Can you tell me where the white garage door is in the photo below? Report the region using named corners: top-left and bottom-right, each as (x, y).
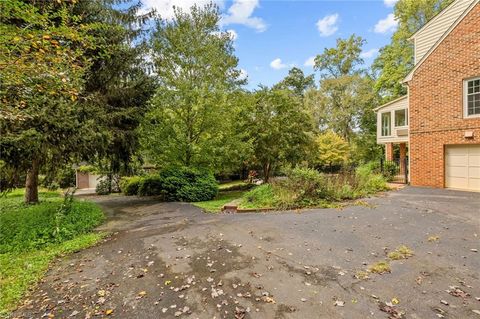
top-left (445, 145), bottom-right (480, 191)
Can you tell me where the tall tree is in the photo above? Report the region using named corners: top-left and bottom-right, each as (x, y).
top-left (242, 88), bottom-right (314, 182)
top-left (373, 0), bottom-right (454, 99)
top-left (310, 35), bottom-right (376, 142)
top-left (72, 1), bottom-right (156, 181)
top-left (0, 0), bottom-right (103, 203)
top-left (273, 67), bottom-right (315, 97)
top-left (141, 4), bottom-right (244, 170)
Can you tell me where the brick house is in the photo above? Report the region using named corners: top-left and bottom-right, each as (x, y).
top-left (376, 0), bottom-right (480, 192)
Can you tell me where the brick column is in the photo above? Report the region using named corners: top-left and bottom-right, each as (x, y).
top-left (399, 142), bottom-right (407, 174)
top-left (385, 143), bottom-right (394, 161)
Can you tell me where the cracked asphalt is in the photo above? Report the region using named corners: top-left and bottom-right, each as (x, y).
top-left (11, 187), bottom-right (480, 319)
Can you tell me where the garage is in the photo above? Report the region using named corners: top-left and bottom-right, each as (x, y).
top-left (445, 145), bottom-right (480, 191)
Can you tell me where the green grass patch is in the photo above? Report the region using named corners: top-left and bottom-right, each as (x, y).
top-left (218, 180), bottom-right (251, 191)
top-left (0, 188), bottom-right (106, 316)
top-left (0, 232), bottom-right (105, 317)
top-left (0, 191), bottom-right (104, 253)
top-left (193, 190), bottom-right (246, 213)
top-left (238, 184), bottom-right (278, 209)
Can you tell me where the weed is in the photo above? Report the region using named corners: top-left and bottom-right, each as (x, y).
top-left (368, 261), bottom-right (391, 274)
top-left (388, 245), bottom-right (414, 260)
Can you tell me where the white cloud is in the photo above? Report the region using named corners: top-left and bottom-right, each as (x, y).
top-left (304, 56), bottom-right (316, 67)
top-left (270, 58), bottom-right (287, 70)
top-left (226, 29), bottom-right (238, 41)
top-left (384, 0), bottom-right (398, 7)
top-left (374, 13), bottom-right (398, 33)
top-left (221, 0), bottom-right (267, 32)
top-left (360, 48), bottom-right (379, 59)
top-left (143, 0), bottom-right (225, 20)
top-left (239, 68), bottom-right (248, 80)
top-left (316, 13), bottom-right (339, 37)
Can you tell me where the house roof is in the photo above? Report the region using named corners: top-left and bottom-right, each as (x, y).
top-left (374, 95), bottom-right (408, 112)
top-left (404, 0), bottom-right (479, 83)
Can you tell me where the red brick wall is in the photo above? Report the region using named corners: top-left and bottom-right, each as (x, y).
top-left (408, 3), bottom-right (480, 188)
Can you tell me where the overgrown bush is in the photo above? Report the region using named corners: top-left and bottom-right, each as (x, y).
top-left (241, 184), bottom-right (277, 208)
top-left (119, 176), bottom-right (143, 195)
top-left (0, 191), bottom-right (104, 253)
top-left (358, 161), bottom-right (398, 181)
top-left (95, 179), bottom-right (111, 195)
top-left (158, 167), bottom-right (218, 202)
top-left (240, 166), bottom-right (388, 209)
top-left (138, 175), bottom-right (163, 196)
top-left (128, 168), bottom-right (218, 201)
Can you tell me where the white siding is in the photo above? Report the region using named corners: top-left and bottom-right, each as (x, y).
top-left (413, 0), bottom-right (475, 64)
top-left (376, 96), bottom-right (409, 144)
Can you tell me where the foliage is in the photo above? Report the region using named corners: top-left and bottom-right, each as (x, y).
top-left (373, 0), bottom-right (454, 98)
top-left (239, 166), bottom-right (388, 210)
top-left (218, 181), bottom-right (253, 191)
top-left (0, 233), bottom-right (104, 317)
top-left (357, 161), bottom-right (398, 182)
top-left (158, 167), bottom-right (218, 202)
top-left (95, 179), bottom-right (112, 195)
top-left (74, 0), bottom-right (155, 177)
top-left (314, 131), bottom-right (350, 168)
top-left (141, 4), bottom-right (244, 171)
top-left (193, 190), bottom-right (246, 213)
top-left (241, 88), bottom-right (314, 182)
top-left (132, 168), bottom-right (219, 201)
top-left (240, 184), bottom-right (278, 209)
top-left (0, 190), bottom-right (104, 253)
top-left (308, 35), bottom-right (379, 143)
top-left (273, 67), bottom-right (315, 97)
top-left (0, 0), bottom-right (108, 203)
top-left (119, 176), bottom-right (143, 196)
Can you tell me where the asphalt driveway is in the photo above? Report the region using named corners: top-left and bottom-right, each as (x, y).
top-left (12, 187), bottom-right (480, 319)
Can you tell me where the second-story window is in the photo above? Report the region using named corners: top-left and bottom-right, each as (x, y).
top-left (381, 112), bottom-right (391, 136)
top-left (465, 77), bottom-right (480, 117)
top-left (394, 109), bottom-right (408, 127)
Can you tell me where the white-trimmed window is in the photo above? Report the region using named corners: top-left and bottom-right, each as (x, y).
top-left (394, 108), bottom-right (408, 127)
top-left (381, 112), bottom-right (391, 136)
top-left (465, 77), bottom-right (480, 117)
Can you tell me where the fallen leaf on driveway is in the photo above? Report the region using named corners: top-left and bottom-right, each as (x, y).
top-left (105, 309), bottom-right (113, 315)
top-left (379, 302), bottom-right (405, 318)
top-left (334, 300), bottom-right (345, 307)
top-left (447, 286), bottom-right (470, 298)
top-left (261, 296), bottom-right (276, 303)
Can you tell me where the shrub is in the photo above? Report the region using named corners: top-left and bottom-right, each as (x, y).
top-left (138, 175), bottom-right (163, 196)
top-left (240, 166), bottom-right (388, 210)
top-left (0, 191), bottom-right (104, 253)
top-left (241, 184), bottom-right (277, 208)
top-left (119, 176), bottom-right (142, 196)
top-left (158, 167), bottom-right (218, 202)
top-left (95, 179), bottom-right (111, 195)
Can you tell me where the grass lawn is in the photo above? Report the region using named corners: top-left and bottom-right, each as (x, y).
top-left (218, 180), bottom-right (248, 190)
top-left (193, 190), bottom-right (245, 212)
top-left (0, 188), bottom-right (105, 317)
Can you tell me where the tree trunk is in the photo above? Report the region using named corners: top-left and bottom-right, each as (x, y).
top-left (263, 162), bottom-right (271, 183)
top-left (25, 159), bottom-right (40, 204)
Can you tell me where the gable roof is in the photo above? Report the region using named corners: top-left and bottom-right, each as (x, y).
top-left (374, 95), bottom-right (408, 112)
top-left (404, 0), bottom-right (479, 83)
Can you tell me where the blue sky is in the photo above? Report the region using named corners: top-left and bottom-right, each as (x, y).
top-left (143, 0), bottom-right (399, 89)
